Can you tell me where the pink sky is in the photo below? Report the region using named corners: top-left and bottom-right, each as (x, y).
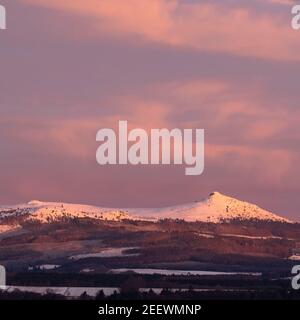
top-left (0, 0), bottom-right (299, 220)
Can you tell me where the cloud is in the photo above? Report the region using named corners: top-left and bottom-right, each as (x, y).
top-left (21, 0), bottom-right (300, 61)
top-left (267, 0), bottom-right (296, 5)
top-left (2, 76), bottom-right (294, 181)
top-left (0, 97), bottom-right (172, 161)
top-left (206, 143), bottom-right (293, 185)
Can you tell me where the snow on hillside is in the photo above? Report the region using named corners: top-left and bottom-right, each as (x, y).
top-left (0, 192), bottom-right (292, 229)
top-left (0, 201), bottom-right (134, 224)
top-left (129, 192), bottom-right (291, 223)
top-left (0, 224), bottom-right (19, 233)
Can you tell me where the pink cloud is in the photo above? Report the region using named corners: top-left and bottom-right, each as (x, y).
top-left (206, 144), bottom-right (293, 185)
top-left (21, 0), bottom-right (300, 61)
top-left (0, 98), bottom-right (172, 161)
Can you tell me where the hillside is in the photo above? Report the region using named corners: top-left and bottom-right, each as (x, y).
top-left (0, 192), bottom-right (292, 234)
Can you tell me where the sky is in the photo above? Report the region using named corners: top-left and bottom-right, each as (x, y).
top-left (0, 0), bottom-right (299, 220)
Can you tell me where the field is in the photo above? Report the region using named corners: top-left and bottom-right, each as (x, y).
top-left (0, 218), bottom-right (300, 299)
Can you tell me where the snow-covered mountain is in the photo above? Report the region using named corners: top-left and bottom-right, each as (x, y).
top-left (130, 192), bottom-right (291, 223)
top-left (0, 192), bottom-right (291, 232)
top-left (0, 200), bottom-right (133, 224)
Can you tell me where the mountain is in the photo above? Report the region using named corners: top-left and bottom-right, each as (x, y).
top-left (0, 200), bottom-right (133, 232)
top-left (130, 192), bottom-right (292, 223)
top-left (0, 192), bottom-right (291, 233)
top-left (0, 192), bottom-right (299, 289)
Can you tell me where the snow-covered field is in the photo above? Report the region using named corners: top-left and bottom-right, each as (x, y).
top-left (195, 232), bottom-right (215, 239)
top-left (109, 268), bottom-right (262, 276)
top-left (0, 286), bottom-right (259, 298)
top-left (81, 268), bottom-right (95, 273)
top-left (220, 234), bottom-right (284, 240)
top-left (288, 255), bottom-right (300, 260)
top-left (69, 247), bottom-right (139, 260)
top-left (36, 265), bottom-right (61, 270)
top-left (2, 286), bottom-right (119, 298)
top-left (195, 232), bottom-right (288, 240)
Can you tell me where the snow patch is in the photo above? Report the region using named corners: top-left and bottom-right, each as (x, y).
top-left (288, 255), bottom-right (300, 261)
top-left (69, 247), bottom-right (139, 260)
top-left (109, 268), bottom-right (262, 276)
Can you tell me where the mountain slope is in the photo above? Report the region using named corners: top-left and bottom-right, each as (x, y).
top-left (0, 192), bottom-right (292, 231)
top-left (131, 192), bottom-right (291, 223)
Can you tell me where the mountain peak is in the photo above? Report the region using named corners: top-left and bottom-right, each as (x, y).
top-left (209, 191), bottom-right (220, 196)
top-left (28, 200), bottom-right (44, 205)
top-left (209, 191), bottom-right (226, 199)
top-left (208, 191), bottom-right (234, 205)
